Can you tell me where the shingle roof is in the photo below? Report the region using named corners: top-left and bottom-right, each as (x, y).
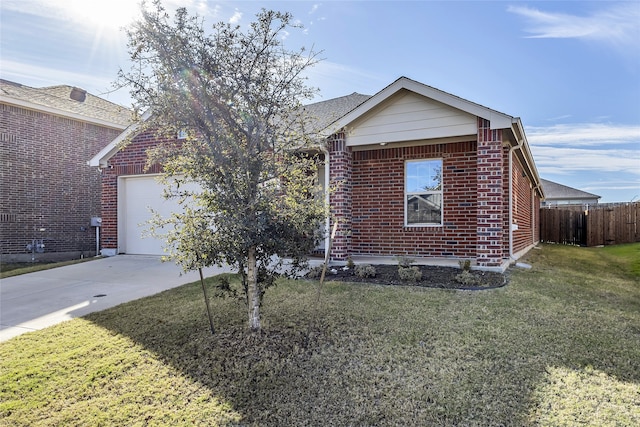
top-left (302, 92), bottom-right (371, 134)
top-left (541, 179), bottom-right (600, 201)
top-left (0, 79), bottom-right (132, 127)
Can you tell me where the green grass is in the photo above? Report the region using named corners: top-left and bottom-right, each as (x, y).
top-left (1, 244), bottom-right (639, 426)
top-left (0, 257), bottom-right (99, 279)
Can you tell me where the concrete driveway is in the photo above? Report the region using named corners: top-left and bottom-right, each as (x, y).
top-left (0, 256), bottom-right (231, 342)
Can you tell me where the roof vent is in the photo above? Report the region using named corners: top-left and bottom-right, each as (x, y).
top-left (70, 87), bottom-right (87, 102)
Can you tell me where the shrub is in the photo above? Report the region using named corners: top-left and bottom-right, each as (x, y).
top-left (354, 264), bottom-right (376, 278)
top-left (395, 255), bottom-right (415, 268)
top-left (306, 265), bottom-right (324, 279)
top-left (458, 259), bottom-right (472, 271)
top-left (454, 270), bottom-right (481, 286)
top-left (346, 256), bottom-right (355, 269)
top-left (398, 266), bottom-right (422, 283)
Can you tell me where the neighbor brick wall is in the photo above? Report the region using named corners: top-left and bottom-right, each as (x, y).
top-left (99, 130), bottom-right (170, 252)
top-left (0, 103), bottom-right (123, 257)
top-left (349, 141), bottom-right (479, 259)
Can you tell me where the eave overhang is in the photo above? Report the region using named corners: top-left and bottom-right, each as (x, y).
top-left (507, 117), bottom-right (545, 199)
top-left (88, 109), bottom-right (152, 168)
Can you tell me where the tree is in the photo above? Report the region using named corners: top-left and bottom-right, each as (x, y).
top-left (118, 0), bottom-right (326, 331)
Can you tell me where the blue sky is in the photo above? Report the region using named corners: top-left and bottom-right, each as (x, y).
top-left (2, 0), bottom-right (639, 202)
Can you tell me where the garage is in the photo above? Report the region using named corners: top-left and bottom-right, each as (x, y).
top-left (118, 175), bottom-right (197, 255)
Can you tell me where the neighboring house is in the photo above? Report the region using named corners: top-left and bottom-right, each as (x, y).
top-left (90, 77), bottom-right (544, 271)
top-left (540, 179), bottom-right (600, 207)
top-left (0, 79), bottom-right (132, 262)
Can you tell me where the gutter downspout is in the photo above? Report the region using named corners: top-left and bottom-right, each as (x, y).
top-left (322, 148), bottom-right (331, 260)
top-left (532, 183), bottom-right (543, 245)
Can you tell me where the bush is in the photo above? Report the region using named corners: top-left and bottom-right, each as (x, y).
top-left (454, 270), bottom-right (480, 286)
top-left (354, 264), bottom-right (376, 278)
top-left (346, 256), bottom-right (355, 269)
top-left (398, 266), bottom-right (422, 283)
top-left (395, 255), bottom-right (415, 268)
top-left (306, 265), bottom-right (324, 279)
top-left (458, 259), bottom-right (472, 271)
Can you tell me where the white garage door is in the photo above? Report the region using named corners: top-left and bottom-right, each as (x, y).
top-left (119, 175), bottom-right (198, 255)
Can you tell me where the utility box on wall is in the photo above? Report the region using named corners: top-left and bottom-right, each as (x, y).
top-left (91, 217), bottom-right (102, 227)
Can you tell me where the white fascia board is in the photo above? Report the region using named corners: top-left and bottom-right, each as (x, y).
top-left (323, 77), bottom-right (514, 135)
top-left (88, 109), bottom-right (152, 167)
top-left (0, 94), bottom-right (129, 130)
top-left (511, 117), bottom-right (544, 198)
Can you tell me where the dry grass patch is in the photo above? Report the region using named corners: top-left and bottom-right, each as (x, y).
top-left (1, 244), bottom-right (639, 426)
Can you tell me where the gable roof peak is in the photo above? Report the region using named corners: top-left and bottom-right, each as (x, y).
top-left (325, 76), bottom-right (515, 136)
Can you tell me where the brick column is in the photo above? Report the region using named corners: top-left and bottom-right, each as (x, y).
top-left (476, 118), bottom-right (504, 268)
top-left (328, 132), bottom-right (352, 261)
top-left (100, 168), bottom-right (118, 255)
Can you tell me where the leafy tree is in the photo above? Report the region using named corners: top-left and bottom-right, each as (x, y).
top-left (118, 0), bottom-right (326, 331)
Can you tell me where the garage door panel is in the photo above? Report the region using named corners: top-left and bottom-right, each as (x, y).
top-left (120, 175), bottom-right (198, 255)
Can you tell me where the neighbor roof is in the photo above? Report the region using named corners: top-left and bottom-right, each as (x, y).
top-left (0, 79), bottom-right (132, 129)
top-left (541, 179), bottom-right (600, 201)
top-left (302, 92), bottom-right (371, 134)
top-left (89, 93), bottom-right (372, 167)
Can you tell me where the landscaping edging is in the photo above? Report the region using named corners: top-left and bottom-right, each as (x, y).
top-left (316, 264), bottom-right (508, 290)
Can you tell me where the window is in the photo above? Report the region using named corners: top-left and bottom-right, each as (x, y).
top-left (405, 159), bottom-right (442, 226)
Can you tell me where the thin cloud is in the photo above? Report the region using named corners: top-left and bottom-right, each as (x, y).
top-left (508, 3), bottom-right (640, 50)
top-left (526, 123), bottom-right (640, 178)
top-left (0, 59), bottom-right (132, 105)
top-left (229, 9), bottom-right (242, 24)
top-left (1, 60), bottom-right (114, 90)
top-left (583, 181), bottom-right (640, 192)
top-left (526, 123), bottom-right (640, 147)
top-left (531, 146), bottom-right (640, 175)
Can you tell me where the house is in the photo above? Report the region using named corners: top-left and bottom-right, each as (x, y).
top-left (89, 77), bottom-right (544, 271)
top-left (540, 179), bottom-right (600, 207)
top-left (0, 79), bottom-right (132, 262)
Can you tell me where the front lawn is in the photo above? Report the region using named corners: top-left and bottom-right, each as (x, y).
top-left (1, 244), bottom-right (639, 426)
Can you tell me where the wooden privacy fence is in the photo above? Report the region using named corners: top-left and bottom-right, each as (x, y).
top-left (540, 202), bottom-right (640, 246)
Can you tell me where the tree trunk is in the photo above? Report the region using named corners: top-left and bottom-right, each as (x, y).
top-left (246, 245), bottom-right (261, 331)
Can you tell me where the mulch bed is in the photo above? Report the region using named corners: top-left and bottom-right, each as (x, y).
top-left (320, 264), bottom-right (507, 290)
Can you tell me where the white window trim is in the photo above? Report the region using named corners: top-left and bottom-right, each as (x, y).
top-left (404, 158), bottom-right (443, 227)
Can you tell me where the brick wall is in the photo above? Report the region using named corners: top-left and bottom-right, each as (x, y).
top-left (349, 141), bottom-right (479, 259)
top-left (328, 133), bottom-right (352, 260)
top-left (511, 155), bottom-right (534, 253)
top-left (99, 130), bottom-right (168, 252)
top-left (476, 119), bottom-right (504, 267)
top-left (0, 103), bottom-right (123, 259)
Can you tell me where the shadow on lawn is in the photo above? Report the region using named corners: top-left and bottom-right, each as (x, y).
top-left (84, 260), bottom-right (640, 425)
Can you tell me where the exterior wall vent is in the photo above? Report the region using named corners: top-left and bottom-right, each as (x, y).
top-left (70, 87), bottom-right (87, 102)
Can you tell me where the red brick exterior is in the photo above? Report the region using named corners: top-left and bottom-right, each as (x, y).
top-left (98, 131), bottom-right (172, 252)
top-left (328, 117), bottom-right (541, 268)
top-left (347, 141), bottom-right (478, 259)
top-left (511, 152), bottom-right (539, 255)
top-left (328, 132), bottom-right (352, 260)
top-left (95, 108), bottom-right (541, 268)
top-left (476, 118), bottom-right (505, 267)
top-left (0, 103), bottom-right (123, 260)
